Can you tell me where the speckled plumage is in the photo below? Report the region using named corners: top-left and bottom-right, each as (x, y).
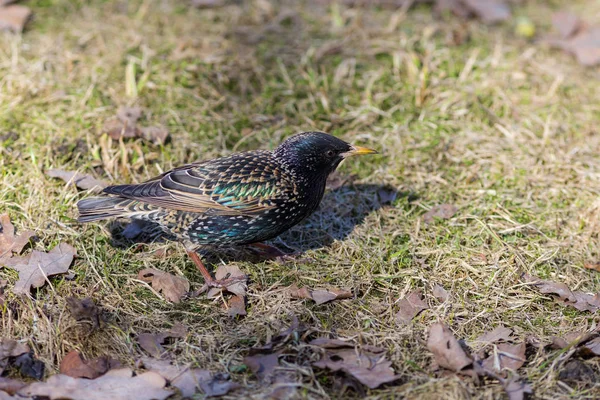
top-left (77, 132), bottom-right (376, 250)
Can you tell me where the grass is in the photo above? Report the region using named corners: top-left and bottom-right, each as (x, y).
top-left (2, 0), bottom-right (600, 398)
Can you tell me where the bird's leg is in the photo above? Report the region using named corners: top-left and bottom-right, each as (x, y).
top-left (186, 250), bottom-right (247, 288)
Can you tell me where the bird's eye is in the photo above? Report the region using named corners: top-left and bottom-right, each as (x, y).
top-left (326, 150), bottom-right (335, 157)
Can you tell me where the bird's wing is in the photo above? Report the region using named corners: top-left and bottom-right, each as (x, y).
top-left (102, 151), bottom-right (295, 215)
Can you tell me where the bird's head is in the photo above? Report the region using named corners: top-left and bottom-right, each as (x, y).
top-left (274, 131), bottom-right (377, 178)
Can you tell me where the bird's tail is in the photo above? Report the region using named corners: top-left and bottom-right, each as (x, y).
top-left (77, 197), bottom-right (137, 223)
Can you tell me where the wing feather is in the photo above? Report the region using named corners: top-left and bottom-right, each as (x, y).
top-left (102, 151), bottom-right (292, 215)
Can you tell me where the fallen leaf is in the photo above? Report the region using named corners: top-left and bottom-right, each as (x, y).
top-left (19, 368), bottom-right (173, 400)
top-left (227, 295), bottom-right (246, 317)
top-left (102, 107), bottom-right (170, 144)
top-left (567, 28), bottom-right (600, 66)
top-left (435, 0), bottom-right (510, 24)
top-left (581, 337), bottom-right (600, 357)
top-left (46, 169), bottom-right (107, 192)
top-left (138, 268), bottom-right (190, 303)
top-left (13, 352), bottom-right (45, 380)
top-left (66, 297), bottom-right (100, 328)
top-left (427, 323), bottom-right (472, 372)
top-left (549, 331), bottom-right (591, 350)
top-left (558, 360), bottom-right (597, 384)
top-left (243, 351), bottom-right (281, 381)
top-left (311, 339), bottom-right (401, 389)
top-left (502, 374), bottom-right (533, 400)
top-left (0, 214), bottom-right (34, 259)
top-left (432, 284), bottom-right (449, 302)
top-left (423, 204), bottom-right (458, 224)
top-left (395, 289), bottom-right (428, 324)
top-left (462, 0), bottom-right (510, 24)
top-left (584, 261), bottom-right (600, 272)
top-left (0, 5), bottom-right (31, 32)
top-left (548, 13), bottom-right (600, 66)
top-left (475, 326), bottom-right (513, 344)
top-left (0, 377), bottom-right (26, 395)
top-left (288, 284), bottom-right (352, 305)
top-left (1, 243), bottom-right (77, 294)
top-left (0, 339), bottom-right (29, 374)
top-left (206, 265), bottom-right (247, 297)
top-left (140, 126), bottom-right (169, 145)
top-left (140, 358), bottom-right (240, 398)
top-left (552, 11), bottom-right (583, 39)
top-left (137, 323), bottom-right (187, 358)
top-left (482, 342), bottom-right (526, 372)
top-left (522, 274), bottom-right (600, 312)
top-left (59, 351), bottom-right (119, 379)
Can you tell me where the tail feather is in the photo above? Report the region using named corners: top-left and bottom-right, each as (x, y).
top-left (77, 197), bottom-right (135, 223)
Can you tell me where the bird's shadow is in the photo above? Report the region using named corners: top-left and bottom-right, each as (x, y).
top-left (107, 183), bottom-right (418, 262)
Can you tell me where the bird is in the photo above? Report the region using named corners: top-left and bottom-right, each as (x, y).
top-left (77, 131), bottom-right (377, 287)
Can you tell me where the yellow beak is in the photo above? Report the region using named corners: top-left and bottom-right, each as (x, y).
top-left (343, 144), bottom-right (378, 157)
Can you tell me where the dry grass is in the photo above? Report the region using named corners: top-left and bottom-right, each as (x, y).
top-left (2, 0), bottom-right (600, 398)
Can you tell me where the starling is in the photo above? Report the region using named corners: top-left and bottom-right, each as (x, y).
top-left (77, 131), bottom-right (376, 287)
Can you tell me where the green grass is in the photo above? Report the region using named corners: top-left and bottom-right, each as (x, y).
top-left (2, 0), bottom-right (600, 398)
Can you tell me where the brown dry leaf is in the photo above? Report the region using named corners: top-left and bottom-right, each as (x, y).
top-left (138, 268), bottom-right (189, 303)
top-left (548, 13), bottom-right (600, 66)
top-left (19, 368), bottom-right (172, 400)
top-left (227, 295), bottom-right (246, 317)
top-left (0, 377), bottom-right (26, 396)
top-left (552, 11), bottom-right (583, 39)
top-left (502, 374), bottom-right (533, 400)
top-left (395, 289), bottom-right (428, 324)
top-left (432, 284), bottom-right (449, 302)
top-left (311, 339), bottom-right (401, 389)
top-left (1, 243), bottom-right (77, 294)
top-left (0, 339), bottom-right (29, 374)
top-left (580, 337), bottom-right (600, 357)
top-left (59, 350), bottom-right (119, 379)
top-left (103, 106), bottom-right (142, 140)
top-left (46, 169), bottom-right (108, 192)
top-left (522, 274), bottom-right (600, 312)
top-left (288, 284), bottom-right (352, 305)
top-left (427, 323), bottom-right (472, 372)
top-left (423, 204), bottom-right (458, 224)
top-left (558, 360), bottom-right (597, 384)
top-left (475, 326), bottom-right (513, 344)
top-left (140, 126), bottom-right (170, 145)
top-left (140, 358), bottom-right (240, 398)
top-left (0, 214), bottom-right (34, 259)
top-left (462, 0), bottom-right (510, 24)
top-left (103, 107), bottom-right (170, 144)
top-left (206, 265), bottom-right (247, 297)
top-left (0, 5), bottom-right (31, 32)
top-left (66, 297), bottom-right (100, 328)
top-left (137, 323), bottom-right (187, 358)
top-left (584, 261), bottom-right (600, 272)
top-left (435, 0), bottom-right (510, 24)
top-left (243, 351), bottom-right (281, 381)
top-left (482, 343), bottom-right (526, 372)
